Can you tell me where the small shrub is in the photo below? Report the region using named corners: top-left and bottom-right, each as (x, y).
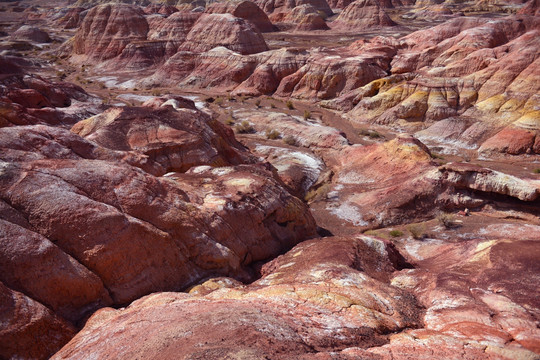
top-left (227, 94), bottom-right (235, 102)
top-left (303, 110), bottom-right (311, 120)
top-left (132, 87), bottom-right (138, 91)
top-left (56, 71), bottom-right (66, 80)
top-left (407, 224), bottom-right (425, 240)
top-left (225, 117), bottom-right (235, 125)
top-left (270, 103), bottom-right (276, 108)
top-left (265, 129), bottom-right (281, 140)
top-left (437, 212), bottom-right (456, 229)
top-left (214, 97), bottom-right (224, 106)
top-left (389, 230), bottom-right (403, 238)
top-left (151, 89), bottom-right (161, 96)
top-left (283, 135), bottom-right (297, 146)
top-left (235, 120), bottom-right (254, 134)
top-left (255, 99), bottom-right (261, 108)
top-left (286, 100), bottom-right (294, 110)
top-left (359, 129), bottom-right (382, 139)
top-left (533, 168), bottom-right (540, 174)
top-left (305, 183), bottom-right (331, 202)
top-left (205, 96), bottom-right (215, 103)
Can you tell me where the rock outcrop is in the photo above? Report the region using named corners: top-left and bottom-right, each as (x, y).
top-left (256, 0), bottom-right (333, 16)
top-left (72, 4), bottom-right (149, 62)
top-left (205, 0), bottom-right (276, 32)
top-left (10, 25), bottom-right (51, 43)
top-left (0, 100), bottom-right (317, 359)
top-left (179, 14), bottom-right (269, 55)
top-left (277, 4), bottom-right (330, 30)
top-left (51, 236), bottom-right (422, 359)
top-left (331, 0), bottom-right (397, 30)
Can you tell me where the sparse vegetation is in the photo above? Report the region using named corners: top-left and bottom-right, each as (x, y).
top-left (359, 129), bottom-right (383, 139)
top-left (255, 99), bottom-right (261, 108)
top-left (533, 168), bottom-right (540, 174)
top-left (151, 89), bottom-right (161, 96)
top-left (389, 230), bottom-right (403, 237)
top-left (225, 117), bottom-right (235, 125)
top-left (437, 212), bottom-right (457, 229)
top-left (265, 129), bottom-right (281, 140)
top-left (303, 110), bottom-right (311, 120)
top-left (286, 100), bottom-right (294, 110)
top-left (305, 183), bottom-right (332, 202)
top-left (407, 224), bottom-right (426, 239)
top-left (56, 71), bottom-right (66, 80)
top-left (235, 120), bottom-right (255, 134)
top-left (270, 103), bottom-right (276, 108)
top-left (283, 135), bottom-right (297, 146)
top-left (214, 97), bottom-right (224, 106)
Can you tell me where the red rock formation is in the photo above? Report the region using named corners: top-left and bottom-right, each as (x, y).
top-left (331, 0), bottom-right (397, 30)
top-left (0, 101), bottom-right (317, 358)
top-left (519, 0), bottom-right (540, 15)
top-left (278, 4), bottom-right (330, 30)
top-left (180, 14), bottom-right (269, 55)
top-left (143, 3), bottom-right (179, 15)
top-left (0, 282), bottom-right (76, 360)
top-left (56, 7), bottom-right (86, 29)
top-left (71, 105), bottom-right (254, 174)
top-left (72, 4), bottom-right (149, 62)
top-left (10, 25), bottom-right (51, 42)
top-left (205, 0), bottom-right (277, 32)
top-left (256, 0), bottom-right (333, 16)
top-left (51, 236), bottom-right (422, 359)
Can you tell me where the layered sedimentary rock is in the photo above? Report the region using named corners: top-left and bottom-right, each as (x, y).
top-left (205, 0), bottom-right (276, 32)
top-left (331, 0), bottom-right (397, 30)
top-left (56, 7), bottom-right (86, 29)
top-left (256, 0), bottom-right (333, 16)
top-left (0, 99), bottom-right (317, 358)
top-left (0, 282), bottom-right (77, 360)
top-left (277, 4), bottom-right (330, 30)
top-left (51, 236), bottom-right (423, 359)
top-left (52, 230), bottom-right (540, 359)
top-left (0, 63), bottom-right (97, 127)
top-left (179, 14), bottom-right (269, 55)
top-left (325, 15), bottom-right (540, 155)
top-left (314, 135), bottom-right (540, 231)
top-left (72, 4), bottom-right (149, 62)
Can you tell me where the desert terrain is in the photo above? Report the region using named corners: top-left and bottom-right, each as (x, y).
top-left (0, 0), bottom-right (539, 358)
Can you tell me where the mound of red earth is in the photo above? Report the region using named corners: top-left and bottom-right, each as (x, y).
top-left (179, 13), bottom-right (269, 55)
top-left (205, 0), bottom-right (276, 32)
top-left (323, 15), bottom-right (540, 155)
top-left (72, 4), bottom-right (149, 62)
top-left (10, 25), bottom-right (51, 43)
top-left (51, 236), bottom-right (422, 359)
top-left (0, 98), bottom-right (317, 359)
top-left (311, 135), bottom-right (540, 232)
top-left (56, 7), bottom-right (86, 29)
top-left (331, 0), bottom-right (397, 30)
top-left (273, 4), bottom-right (330, 31)
top-left (256, 0), bottom-right (333, 17)
top-left (51, 230), bottom-right (540, 359)
top-left (0, 58), bottom-right (98, 127)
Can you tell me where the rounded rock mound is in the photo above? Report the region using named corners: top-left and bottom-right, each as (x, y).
top-left (72, 3), bottom-right (149, 62)
top-left (10, 25), bottom-right (51, 43)
top-left (180, 13), bottom-right (269, 55)
top-left (332, 0), bottom-right (397, 30)
top-left (205, 0), bottom-right (276, 32)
